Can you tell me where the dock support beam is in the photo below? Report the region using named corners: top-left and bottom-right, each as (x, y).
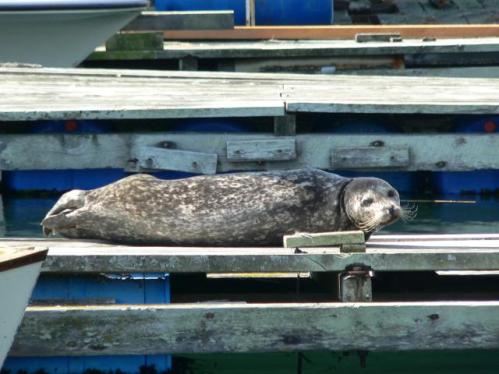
top-left (339, 266), bottom-right (373, 302)
top-left (179, 57), bottom-right (199, 71)
top-left (274, 115), bottom-right (296, 136)
top-left (339, 265), bottom-right (373, 368)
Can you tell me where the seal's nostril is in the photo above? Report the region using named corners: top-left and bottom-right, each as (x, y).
top-left (389, 205), bottom-right (401, 217)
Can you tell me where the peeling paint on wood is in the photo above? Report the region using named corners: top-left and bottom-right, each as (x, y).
top-left (11, 302), bottom-right (499, 355)
top-left (226, 138), bottom-right (296, 162)
top-left (0, 133), bottom-right (497, 171)
top-left (2, 67), bottom-right (499, 120)
top-left (283, 231), bottom-right (364, 248)
top-left (331, 146), bottom-right (410, 169)
top-left (0, 234), bottom-right (498, 273)
top-left (130, 145), bottom-right (218, 174)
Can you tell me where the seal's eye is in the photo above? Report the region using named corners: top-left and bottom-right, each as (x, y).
top-left (387, 190), bottom-right (396, 198)
top-left (361, 198), bottom-right (374, 207)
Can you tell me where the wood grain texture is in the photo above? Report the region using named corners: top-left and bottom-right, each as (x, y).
top-left (0, 133), bottom-right (498, 171)
top-left (283, 231), bottom-right (364, 248)
top-left (331, 146), bottom-right (410, 169)
top-left (131, 145), bottom-right (218, 174)
top-left (90, 37), bottom-right (499, 60)
top-left (0, 247), bottom-right (47, 273)
top-left (1, 234), bottom-right (499, 273)
top-left (163, 25), bottom-right (499, 40)
top-left (1, 67), bottom-right (499, 120)
top-left (11, 301), bottom-right (499, 355)
top-left (226, 138), bottom-right (296, 162)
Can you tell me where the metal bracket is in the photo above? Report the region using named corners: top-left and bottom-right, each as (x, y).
top-left (338, 265), bottom-right (373, 302)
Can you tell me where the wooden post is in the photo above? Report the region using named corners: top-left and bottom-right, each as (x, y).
top-left (273, 115), bottom-right (296, 136)
top-left (178, 56), bottom-right (199, 71)
top-left (339, 265), bottom-right (373, 368)
top-left (245, 0), bottom-right (256, 26)
top-left (0, 193), bottom-right (5, 237)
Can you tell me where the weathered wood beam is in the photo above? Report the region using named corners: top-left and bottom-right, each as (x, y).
top-left (89, 38), bottom-right (499, 61)
top-left (123, 10), bottom-right (234, 31)
top-left (0, 235), bottom-right (498, 273)
top-left (283, 231), bottom-right (365, 249)
top-left (1, 133), bottom-right (499, 172)
top-left (164, 25), bottom-right (499, 40)
top-left (129, 145), bottom-right (218, 174)
top-left (226, 138), bottom-right (296, 162)
top-left (105, 32), bottom-right (164, 51)
top-left (11, 302), bottom-right (499, 355)
top-left (2, 68), bottom-right (499, 120)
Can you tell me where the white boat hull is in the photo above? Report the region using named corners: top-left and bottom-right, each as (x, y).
top-left (0, 8), bottom-right (143, 67)
top-left (0, 250), bottom-right (47, 369)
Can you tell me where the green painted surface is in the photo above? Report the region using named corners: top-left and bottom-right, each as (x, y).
top-left (177, 350), bottom-right (499, 373)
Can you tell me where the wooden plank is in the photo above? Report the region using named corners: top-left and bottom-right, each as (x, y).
top-left (0, 235), bottom-right (498, 273)
top-left (355, 33), bottom-right (401, 42)
top-left (226, 138), bottom-right (296, 162)
top-left (341, 67), bottom-right (499, 78)
top-left (11, 302), bottom-right (499, 355)
top-left (0, 247), bottom-right (46, 272)
top-left (1, 133), bottom-right (499, 172)
top-left (123, 10), bottom-right (234, 31)
top-left (130, 145), bottom-right (218, 174)
top-left (2, 68), bottom-right (499, 120)
top-left (283, 231), bottom-right (365, 248)
top-left (163, 25), bottom-right (499, 40)
top-left (105, 32), bottom-right (164, 51)
top-left (89, 38), bottom-right (499, 61)
top-left (285, 102), bottom-right (499, 115)
top-left (233, 56), bottom-right (401, 74)
top-left (331, 146), bottom-right (410, 169)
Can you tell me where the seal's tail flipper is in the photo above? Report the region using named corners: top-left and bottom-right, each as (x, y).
top-left (42, 189), bottom-right (88, 236)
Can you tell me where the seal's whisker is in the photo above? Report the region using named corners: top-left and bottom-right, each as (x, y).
top-left (400, 203), bottom-right (418, 222)
top-left (357, 218), bottom-right (379, 232)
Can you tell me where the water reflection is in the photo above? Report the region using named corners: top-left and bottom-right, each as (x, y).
top-left (3, 197), bottom-right (58, 237)
top-left (386, 196), bottom-right (499, 234)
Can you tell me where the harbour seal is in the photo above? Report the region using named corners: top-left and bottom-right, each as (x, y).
top-left (41, 168), bottom-right (402, 246)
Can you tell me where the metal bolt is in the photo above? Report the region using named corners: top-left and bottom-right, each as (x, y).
top-left (371, 140), bottom-right (384, 147)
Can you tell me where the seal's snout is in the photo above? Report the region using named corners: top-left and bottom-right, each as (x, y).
top-left (41, 189), bottom-right (87, 237)
top-left (389, 205), bottom-right (401, 219)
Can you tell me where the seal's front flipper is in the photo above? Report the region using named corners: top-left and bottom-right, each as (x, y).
top-left (42, 189), bottom-right (88, 236)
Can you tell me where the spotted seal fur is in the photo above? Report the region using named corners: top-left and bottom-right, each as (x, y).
top-left (41, 168), bottom-right (402, 246)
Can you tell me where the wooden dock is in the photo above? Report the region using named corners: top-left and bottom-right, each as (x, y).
top-left (7, 234), bottom-right (499, 355)
top-left (88, 36), bottom-right (499, 76)
top-left (1, 66), bottom-right (499, 175)
top-left (2, 66), bottom-right (499, 120)
top-left (90, 37), bottom-right (499, 60)
top-left (2, 234), bottom-right (499, 273)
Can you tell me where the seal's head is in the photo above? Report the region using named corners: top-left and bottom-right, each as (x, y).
top-left (342, 177), bottom-right (401, 237)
